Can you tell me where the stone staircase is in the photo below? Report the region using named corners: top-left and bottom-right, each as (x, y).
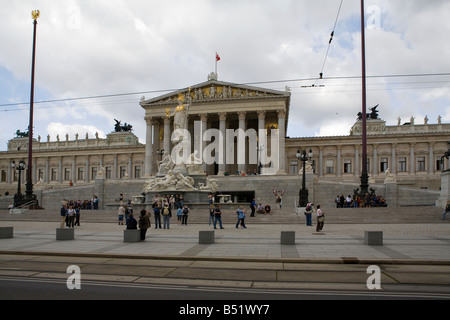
top-left (0, 205), bottom-right (446, 224)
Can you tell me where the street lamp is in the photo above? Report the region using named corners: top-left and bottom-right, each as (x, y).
top-left (297, 148), bottom-right (313, 207)
top-left (11, 160), bottom-right (26, 207)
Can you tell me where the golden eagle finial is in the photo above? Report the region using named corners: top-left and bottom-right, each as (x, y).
top-left (32, 10), bottom-right (40, 20)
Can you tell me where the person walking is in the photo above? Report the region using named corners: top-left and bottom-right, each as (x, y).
top-left (60, 204), bottom-right (67, 228)
top-left (66, 205), bottom-right (76, 228)
top-left (235, 206), bottom-right (247, 229)
top-left (118, 205), bottom-right (125, 225)
top-left (208, 204), bottom-right (215, 225)
top-left (316, 205), bottom-right (325, 232)
top-left (177, 206), bottom-right (183, 225)
top-left (442, 201), bottom-right (450, 220)
top-left (163, 201), bottom-right (171, 229)
top-left (138, 209), bottom-right (151, 240)
top-left (154, 202), bottom-right (162, 229)
top-left (214, 204), bottom-right (224, 229)
top-left (304, 202), bottom-right (314, 226)
top-left (250, 198), bottom-right (256, 217)
top-left (181, 204), bottom-right (190, 225)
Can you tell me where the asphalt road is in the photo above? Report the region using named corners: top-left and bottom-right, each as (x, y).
top-left (1, 276), bottom-right (448, 301)
top-left (1, 254), bottom-right (449, 301)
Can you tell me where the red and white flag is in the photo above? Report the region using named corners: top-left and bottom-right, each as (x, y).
top-left (216, 52), bottom-right (221, 62)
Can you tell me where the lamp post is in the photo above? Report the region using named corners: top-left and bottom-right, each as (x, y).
top-left (359, 0), bottom-right (369, 196)
top-left (297, 148), bottom-right (313, 207)
top-left (11, 160), bottom-right (26, 207)
top-left (23, 10), bottom-right (40, 207)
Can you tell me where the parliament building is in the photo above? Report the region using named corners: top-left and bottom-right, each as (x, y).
top-left (0, 77), bottom-right (449, 210)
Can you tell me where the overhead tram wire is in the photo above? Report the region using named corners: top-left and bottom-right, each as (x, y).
top-left (1, 72), bottom-right (450, 112)
top-left (308, 0), bottom-right (344, 88)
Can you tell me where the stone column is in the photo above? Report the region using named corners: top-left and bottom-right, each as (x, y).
top-left (128, 155), bottom-right (133, 179)
top-left (354, 145), bottom-right (360, 177)
top-left (218, 112), bottom-right (227, 175)
top-left (237, 111), bottom-right (246, 173)
top-left (410, 142), bottom-right (415, 175)
top-left (58, 157), bottom-right (63, 183)
top-left (319, 146), bottom-right (324, 177)
top-left (277, 109), bottom-right (286, 173)
top-left (257, 111), bottom-right (266, 169)
top-left (336, 145), bottom-right (342, 176)
top-left (85, 156), bottom-right (90, 183)
top-left (72, 158), bottom-right (76, 183)
top-left (144, 115), bottom-right (153, 177)
top-left (391, 143), bottom-right (396, 175)
top-left (200, 113), bottom-right (208, 173)
top-left (372, 144), bottom-right (378, 176)
top-left (429, 142), bottom-right (435, 174)
top-left (163, 117), bottom-right (171, 156)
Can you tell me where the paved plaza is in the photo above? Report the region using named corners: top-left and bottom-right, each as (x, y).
top-left (1, 207), bottom-right (449, 263)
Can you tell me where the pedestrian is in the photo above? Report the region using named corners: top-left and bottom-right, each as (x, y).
top-left (74, 205), bottom-right (81, 226)
top-left (118, 205), bottom-right (125, 225)
top-left (163, 201), bottom-right (171, 229)
top-left (138, 209), bottom-right (151, 240)
top-left (304, 202), bottom-right (314, 226)
top-left (250, 198), bottom-right (256, 217)
top-left (316, 205), bottom-right (325, 232)
top-left (60, 204), bottom-right (67, 228)
top-left (177, 206), bottom-right (183, 225)
top-left (126, 212), bottom-right (137, 230)
top-left (181, 204), bottom-right (189, 225)
top-left (213, 204), bottom-right (224, 229)
top-left (67, 205), bottom-right (76, 228)
top-left (208, 204), bottom-right (215, 225)
top-left (235, 205), bottom-right (247, 229)
top-left (442, 201), bottom-right (450, 220)
top-left (154, 202), bottom-right (162, 229)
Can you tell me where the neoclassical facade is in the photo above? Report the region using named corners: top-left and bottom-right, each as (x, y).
top-left (0, 77), bottom-right (448, 208)
top-left (139, 79), bottom-right (291, 177)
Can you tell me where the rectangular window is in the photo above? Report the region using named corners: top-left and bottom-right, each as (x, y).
top-left (290, 161), bottom-right (298, 175)
top-left (38, 169), bottom-right (44, 181)
top-left (105, 166), bottom-right (112, 179)
top-left (325, 160), bottom-right (334, 174)
top-left (437, 159), bottom-right (444, 171)
top-left (51, 168), bottom-right (57, 181)
top-left (91, 167), bottom-right (97, 180)
top-left (417, 157), bottom-right (426, 171)
top-left (1, 170), bottom-right (6, 182)
top-left (134, 165), bottom-right (141, 179)
top-left (64, 168), bottom-right (71, 181)
top-left (399, 157), bottom-right (407, 172)
top-left (380, 158), bottom-right (388, 173)
top-left (343, 159), bottom-right (352, 173)
top-left (77, 167), bottom-right (84, 181)
top-left (119, 166), bottom-right (127, 179)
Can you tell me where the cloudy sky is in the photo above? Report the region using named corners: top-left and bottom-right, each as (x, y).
top-left (1, 0), bottom-right (449, 150)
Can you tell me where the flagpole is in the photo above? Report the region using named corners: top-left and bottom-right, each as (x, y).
top-left (215, 52), bottom-right (218, 76)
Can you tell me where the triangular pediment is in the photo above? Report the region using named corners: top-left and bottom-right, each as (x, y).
top-left (140, 79), bottom-right (290, 106)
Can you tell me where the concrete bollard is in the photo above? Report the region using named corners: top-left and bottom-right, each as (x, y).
top-left (0, 227), bottom-right (13, 239)
top-left (364, 231), bottom-right (383, 246)
top-left (199, 230), bottom-right (215, 244)
top-left (56, 228), bottom-right (74, 240)
top-left (280, 231), bottom-right (296, 245)
top-left (124, 229), bottom-right (141, 242)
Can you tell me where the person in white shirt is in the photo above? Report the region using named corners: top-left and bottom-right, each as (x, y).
top-left (316, 205), bottom-right (325, 232)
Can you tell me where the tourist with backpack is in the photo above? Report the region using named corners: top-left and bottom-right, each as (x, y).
top-left (181, 204), bottom-right (190, 225)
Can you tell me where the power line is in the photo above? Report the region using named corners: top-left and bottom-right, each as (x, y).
top-left (1, 72), bottom-right (450, 110)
